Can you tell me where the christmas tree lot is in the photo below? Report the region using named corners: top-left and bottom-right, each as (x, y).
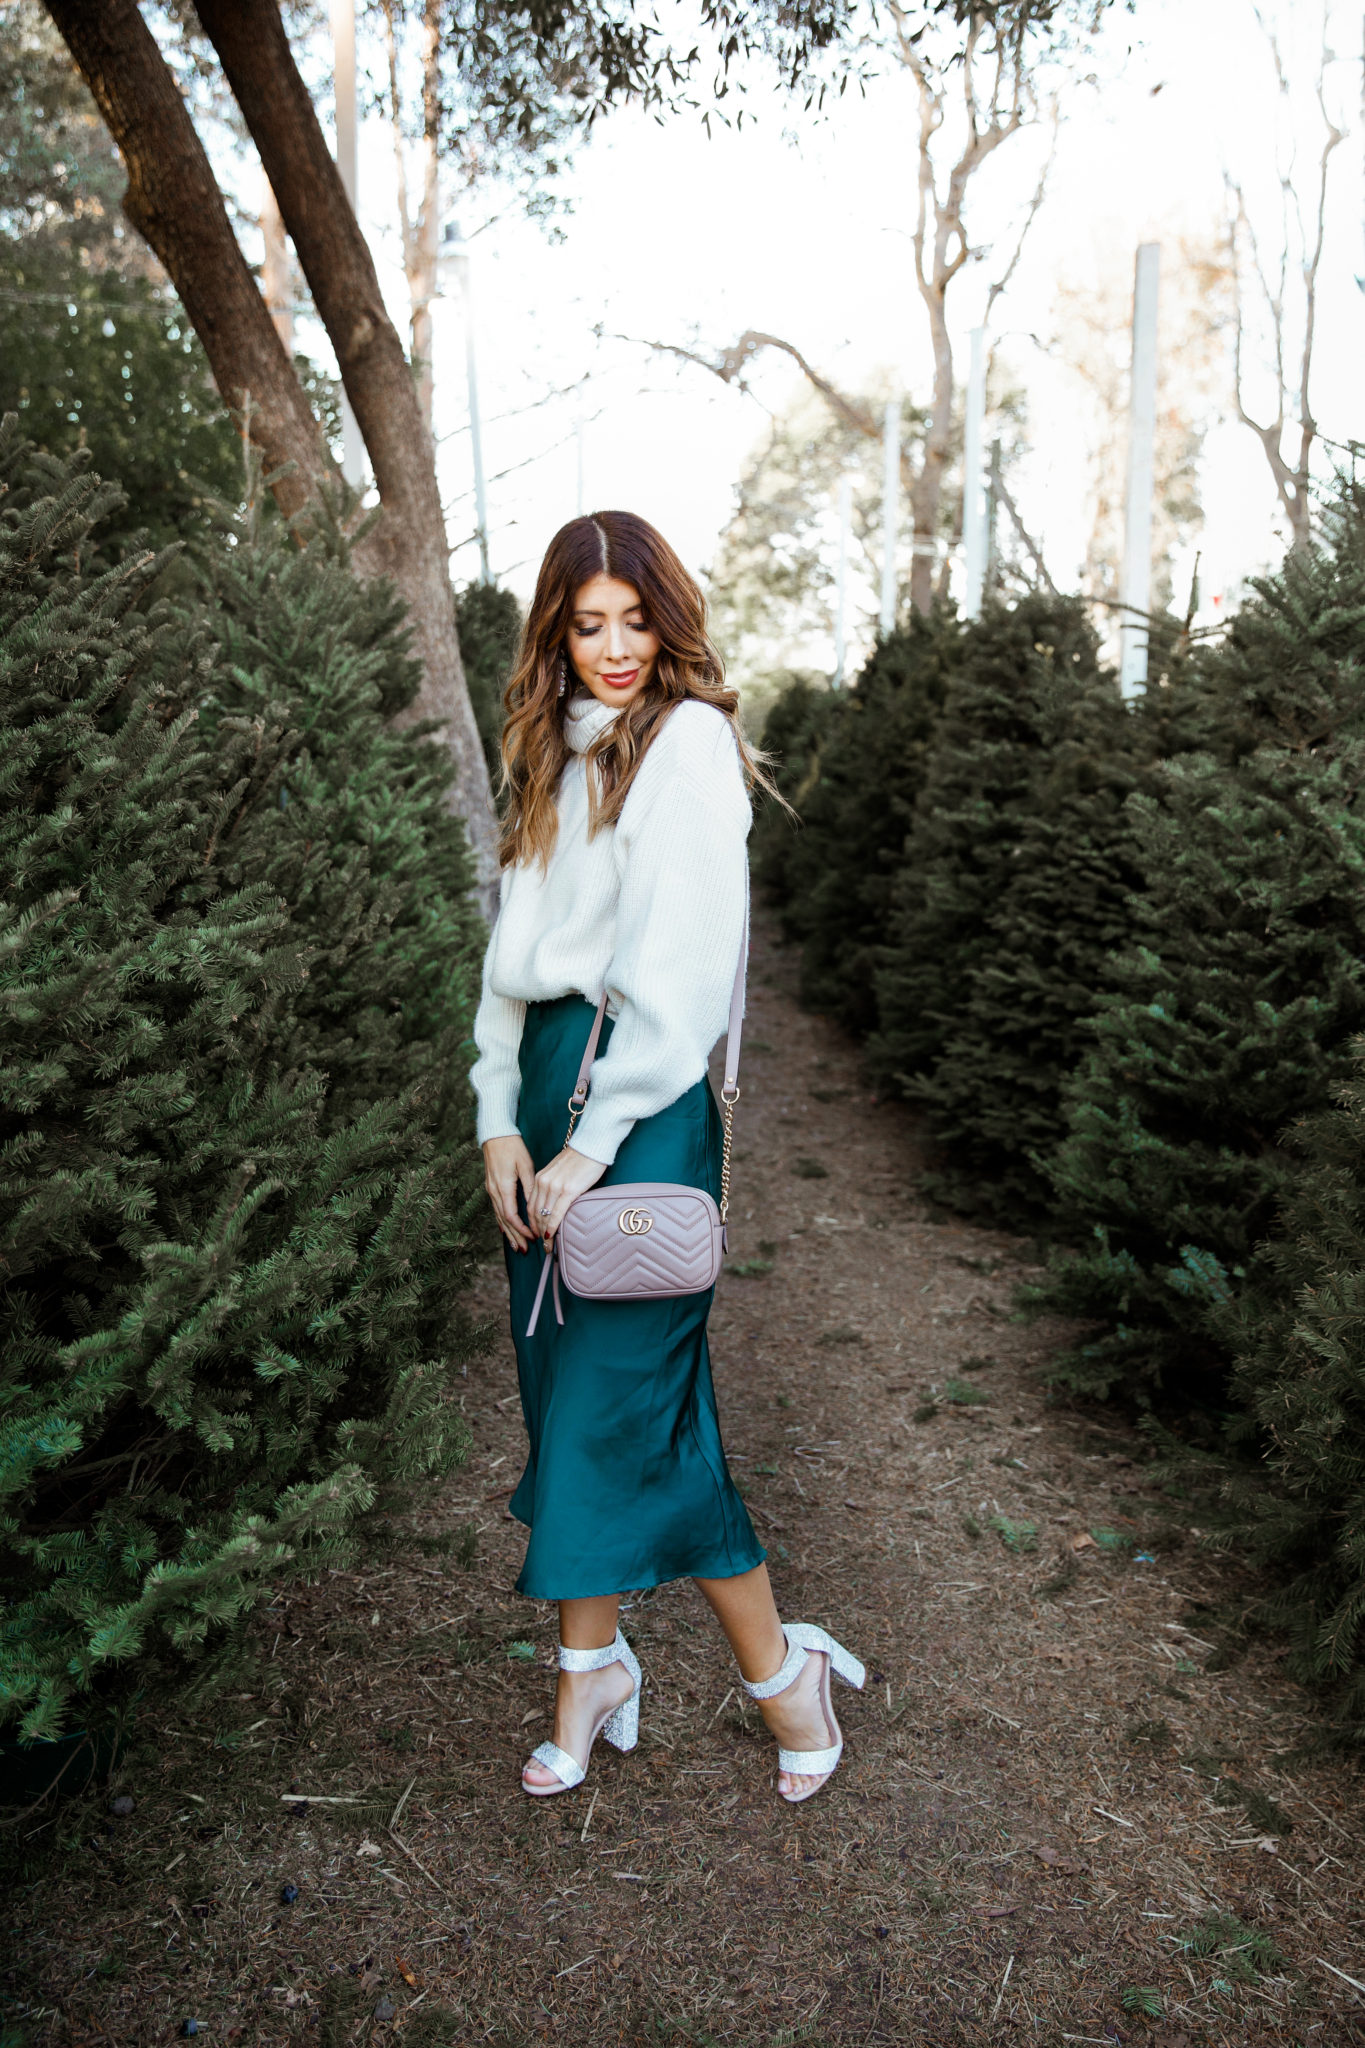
top-left (0, 425), bottom-right (489, 1746)
top-left (757, 484), bottom-right (1365, 1715)
top-left (751, 617), bottom-right (960, 1037)
top-left (869, 594), bottom-right (1162, 1221)
top-left (1209, 1039), bottom-right (1365, 1738)
top-left (1029, 493), bottom-right (1365, 1407)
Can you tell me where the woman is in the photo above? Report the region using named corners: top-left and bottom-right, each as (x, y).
top-left (472, 510), bottom-right (863, 1805)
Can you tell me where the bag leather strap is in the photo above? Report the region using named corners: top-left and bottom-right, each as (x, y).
top-left (568, 869), bottom-right (750, 1120)
top-left (527, 870), bottom-right (751, 1341)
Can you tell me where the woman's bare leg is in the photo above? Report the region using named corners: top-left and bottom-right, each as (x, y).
top-left (693, 1563), bottom-right (837, 1799)
top-left (521, 1593), bottom-right (635, 1791)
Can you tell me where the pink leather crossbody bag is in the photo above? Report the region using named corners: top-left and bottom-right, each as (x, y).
top-left (524, 901), bottom-right (749, 1338)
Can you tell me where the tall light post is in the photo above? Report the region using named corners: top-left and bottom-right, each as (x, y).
top-left (329, 0), bottom-right (365, 491)
top-left (1120, 242), bottom-right (1161, 697)
top-left (441, 219), bottom-right (491, 584)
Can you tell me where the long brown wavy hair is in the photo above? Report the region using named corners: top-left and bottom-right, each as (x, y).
top-left (497, 510), bottom-right (784, 870)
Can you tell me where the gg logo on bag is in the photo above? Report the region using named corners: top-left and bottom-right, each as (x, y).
top-left (617, 1207), bottom-right (655, 1236)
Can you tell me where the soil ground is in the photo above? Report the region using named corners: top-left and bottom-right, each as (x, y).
top-left (5, 916), bottom-right (1365, 2048)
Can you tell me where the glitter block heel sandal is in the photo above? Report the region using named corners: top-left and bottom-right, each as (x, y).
top-left (740, 1621), bottom-right (866, 1805)
top-left (521, 1628), bottom-right (642, 1797)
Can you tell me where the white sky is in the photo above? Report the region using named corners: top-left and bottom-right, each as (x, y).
top-left (326, 0), bottom-right (1363, 665)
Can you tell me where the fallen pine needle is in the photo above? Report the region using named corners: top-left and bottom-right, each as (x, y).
top-left (387, 1829), bottom-right (449, 1898)
top-left (1317, 1957), bottom-right (1365, 1997)
top-left (389, 1774), bottom-right (417, 1831)
top-left (990, 1955), bottom-right (1014, 2022)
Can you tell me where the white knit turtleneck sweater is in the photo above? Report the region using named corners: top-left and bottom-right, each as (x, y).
top-left (470, 692), bottom-right (751, 1165)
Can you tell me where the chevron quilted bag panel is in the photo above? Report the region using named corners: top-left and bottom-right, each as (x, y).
top-left (557, 1180), bottom-right (724, 1300)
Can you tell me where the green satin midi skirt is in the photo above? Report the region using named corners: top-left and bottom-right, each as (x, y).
top-left (504, 993), bottom-right (766, 1601)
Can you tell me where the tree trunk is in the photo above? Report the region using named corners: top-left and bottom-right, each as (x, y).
top-left (43, 0), bottom-right (333, 528)
top-left (909, 276), bottom-right (954, 615)
top-left (411, 0), bottom-right (442, 433)
top-left (191, 0), bottom-right (497, 902)
top-left (43, 0), bottom-right (499, 907)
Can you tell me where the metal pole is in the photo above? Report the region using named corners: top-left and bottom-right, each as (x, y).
top-left (962, 326), bottom-right (988, 620)
top-left (1120, 242), bottom-right (1161, 697)
top-left (879, 394), bottom-right (900, 638)
top-left (330, 0), bottom-right (365, 490)
top-left (833, 472), bottom-right (852, 687)
top-left (443, 221), bottom-right (490, 584)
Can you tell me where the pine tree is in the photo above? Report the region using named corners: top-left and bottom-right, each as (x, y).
top-left (0, 427), bottom-right (487, 1743)
top-left (870, 594), bottom-right (1109, 1102)
top-left (1029, 493), bottom-right (1365, 1405)
top-left (750, 673), bottom-right (833, 914)
top-left (1206, 1040), bottom-right (1365, 1730)
top-left (455, 579), bottom-right (522, 782)
top-left (895, 618), bottom-right (1216, 1221)
top-left (755, 615), bottom-right (958, 1035)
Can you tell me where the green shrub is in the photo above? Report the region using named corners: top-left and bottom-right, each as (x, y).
top-left (455, 578), bottom-right (521, 782)
top-left (868, 594), bottom-right (1174, 1218)
top-left (755, 616), bottom-right (957, 1034)
top-left (750, 674), bottom-right (835, 916)
top-left (1028, 500), bottom-right (1365, 1404)
top-left (1209, 1039), bottom-right (1365, 1729)
top-left (0, 429), bottom-right (487, 1743)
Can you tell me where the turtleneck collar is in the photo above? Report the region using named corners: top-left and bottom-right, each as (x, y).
top-left (563, 690), bottom-right (621, 755)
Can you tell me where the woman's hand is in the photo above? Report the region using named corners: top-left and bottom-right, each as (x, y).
top-left (483, 1134), bottom-right (536, 1251)
top-left (530, 1145), bottom-right (607, 1245)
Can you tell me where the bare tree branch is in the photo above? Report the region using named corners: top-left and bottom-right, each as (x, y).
top-left (1227, 6), bottom-right (1344, 546)
top-left (601, 327), bottom-right (883, 442)
top-left (984, 94), bottom-right (1057, 326)
top-left (993, 457), bottom-right (1058, 594)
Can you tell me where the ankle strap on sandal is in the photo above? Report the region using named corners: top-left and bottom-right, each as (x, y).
top-left (740, 1628), bottom-right (807, 1700)
top-left (558, 1628), bottom-right (629, 1673)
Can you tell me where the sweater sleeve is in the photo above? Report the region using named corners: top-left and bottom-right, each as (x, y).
top-left (469, 881), bottom-right (527, 1146)
top-left (571, 706), bottom-right (750, 1167)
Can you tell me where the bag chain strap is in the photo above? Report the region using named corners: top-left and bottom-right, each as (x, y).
top-left (718, 1081), bottom-right (740, 1225)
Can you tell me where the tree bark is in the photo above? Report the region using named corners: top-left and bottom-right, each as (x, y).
top-left (42, 0), bottom-right (498, 906)
top-left (43, 0), bottom-right (333, 527)
top-left (193, 0), bottom-right (497, 900)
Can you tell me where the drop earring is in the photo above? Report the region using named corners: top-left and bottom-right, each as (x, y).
top-left (557, 650), bottom-right (569, 697)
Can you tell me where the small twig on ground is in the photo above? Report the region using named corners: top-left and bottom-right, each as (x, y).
top-left (386, 1828), bottom-right (450, 1899)
top-left (389, 1773), bottom-right (418, 1831)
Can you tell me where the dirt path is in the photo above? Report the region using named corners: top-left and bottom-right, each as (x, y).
top-left (7, 917), bottom-right (1364, 2047)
